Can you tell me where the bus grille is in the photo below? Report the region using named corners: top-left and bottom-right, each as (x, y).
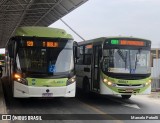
top-left (117, 84), bottom-right (142, 86)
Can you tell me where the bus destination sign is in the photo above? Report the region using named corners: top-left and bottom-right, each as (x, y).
top-left (110, 39), bottom-right (146, 46)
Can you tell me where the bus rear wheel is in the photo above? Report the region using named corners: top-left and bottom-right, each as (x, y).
top-left (121, 95), bottom-right (131, 99)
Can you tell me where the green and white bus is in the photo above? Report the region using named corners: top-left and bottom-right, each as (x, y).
top-left (76, 37), bottom-right (151, 99)
top-left (5, 26), bottom-right (78, 98)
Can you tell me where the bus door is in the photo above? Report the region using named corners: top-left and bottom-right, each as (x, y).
top-left (92, 45), bottom-right (102, 92)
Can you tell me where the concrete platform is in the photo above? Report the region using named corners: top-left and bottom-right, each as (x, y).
top-left (0, 79), bottom-right (7, 114)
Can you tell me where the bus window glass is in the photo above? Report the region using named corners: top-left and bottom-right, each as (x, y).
top-left (80, 46), bottom-right (84, 54)
top-left (103, 49), bottom-right (150, 74)
top-left (77, 46), bottom-right (84, 65)
top-left (85, 45), bottom-right (92, 54)
top-left (17, 40), bottom-right (74, 74)
top-left (84, 55), bottom-right (91, 65)
top-left (84, 45), bottom-right (92, 65)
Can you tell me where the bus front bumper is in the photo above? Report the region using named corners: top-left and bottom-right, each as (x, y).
top-left (13, 81), bottom-right (75, 98)
top-left (100, 81), bottom-right (151, 95)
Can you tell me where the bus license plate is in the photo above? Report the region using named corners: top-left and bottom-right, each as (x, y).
top-left (42, 93), bottom-right (53, 97)
top-left (126, 89), bottom-right (133, 92)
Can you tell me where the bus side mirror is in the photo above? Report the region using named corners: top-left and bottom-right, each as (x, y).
top-left (76, 47), bottom-right (80, 59)
top-left (73, 41), bottom-right (80, 59)
top-left (8, 42), bottom-right (14, 58)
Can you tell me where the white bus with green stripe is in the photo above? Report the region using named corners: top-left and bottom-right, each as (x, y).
top-left (5, 26), bottom-right (78, 98)
top-left (76, 37), bottom-right (151, 99)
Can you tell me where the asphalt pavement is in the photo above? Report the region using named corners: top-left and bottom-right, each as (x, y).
top-left (1, 80), bottom-right (160, 123)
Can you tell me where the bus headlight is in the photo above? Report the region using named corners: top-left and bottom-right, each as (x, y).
top-left (107, 81), bottom-right (112, 86)
top-left (103, 78), bottom-right (116, 86)
top-left (103, 78), bottom-right (108, 83)
top-left (144, 79), bottom-right (152, 86)
top-left (148, 79), bottom-right (152, 83)
top-left (14, 73), bottom-right (28, 85)
top-left (67, 76), bottom-right (76, 85)
top-left (14, 73), bottom-right (21, 79)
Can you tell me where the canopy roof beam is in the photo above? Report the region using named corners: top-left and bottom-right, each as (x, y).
top-left (0, 0), bottom-right (88, 48)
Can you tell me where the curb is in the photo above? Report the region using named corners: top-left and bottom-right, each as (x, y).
top-left (0, 79), bottom-right (7, 114)
top-left (149, 92), bottom-right (160, 98)
top-left (0, 79), bottom-right (9, 123)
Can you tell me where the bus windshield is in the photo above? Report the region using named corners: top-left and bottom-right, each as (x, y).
top-left (16, 40), bottom-right (74, 75)
top-left (102, 49), bottom-right (150, 74)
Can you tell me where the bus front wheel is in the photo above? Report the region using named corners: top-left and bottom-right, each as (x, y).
top-left (121, 95), bottom-right (131, 99)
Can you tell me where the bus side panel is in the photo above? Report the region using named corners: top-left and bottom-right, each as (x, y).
top-left (76, 76), bottom-right (83, 89)
top-left (76, 65), bottom-right (91, 89)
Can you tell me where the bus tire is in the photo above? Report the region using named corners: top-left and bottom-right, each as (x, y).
top-left (83, 77), bottom-right (90, 95)
top-left (8, 80), bottom-right (14, 98)
top-left (121, 95), bottom-right (131, 99)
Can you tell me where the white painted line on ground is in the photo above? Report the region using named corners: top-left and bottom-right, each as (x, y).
top-left (104, 97), bottom-right (141, 109)
top-left (122, 103), bottom-right (140, 109)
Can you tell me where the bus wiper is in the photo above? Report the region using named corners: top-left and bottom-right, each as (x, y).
top-left (117, 49), bottom-right (127, 69)
top-left (135, 53), bottom-right (138, 70)
top-left (135, 49), bottom-right (141, 70)
top-left (124, 51), bottom-right (128, 70)
top-left (117, 49), bottom-right (125, 62)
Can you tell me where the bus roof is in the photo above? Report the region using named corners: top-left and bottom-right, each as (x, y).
top-left (15, 26), bottom-right (73, 39)
top-left (78, 36), bottom-right (151, 45)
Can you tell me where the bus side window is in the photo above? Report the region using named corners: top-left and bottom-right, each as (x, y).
top-left (84, 45), bottom-right (92, 65)
top-left (77, 46), bottom-right (84, 65)
top-left (103, 57), bottom-right (109, 71)
top-left (84, 55), bottom-right (91, 65)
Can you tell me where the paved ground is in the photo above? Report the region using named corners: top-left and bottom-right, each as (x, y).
top-left (0, 79), bottom-right (7, 114)
top-left (1, 79), bottom-right (160, 123)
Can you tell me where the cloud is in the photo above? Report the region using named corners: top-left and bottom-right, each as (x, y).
top-left (51, 0), bottom-right (160, 48)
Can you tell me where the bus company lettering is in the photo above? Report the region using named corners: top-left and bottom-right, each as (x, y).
top-left (54, 80), bottom-right (65, 84)
top-left (11, 115), bottom-right (42, 121)
top-left (28, 116), bottom-right (42, 120)
top-left (131, 115), bottom-right (158, 120)
top-left (32, 79), bottom-right (36, 85)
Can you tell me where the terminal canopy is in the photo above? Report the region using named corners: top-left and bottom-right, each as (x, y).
top-left (0, 0), bottom-right (88, 48)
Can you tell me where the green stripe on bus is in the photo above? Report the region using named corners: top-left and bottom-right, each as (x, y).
top-left (27, 78), bottom-right (68, 87)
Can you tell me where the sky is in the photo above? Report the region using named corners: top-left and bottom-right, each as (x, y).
top-left (50, 0), bottom-right (160, 48)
